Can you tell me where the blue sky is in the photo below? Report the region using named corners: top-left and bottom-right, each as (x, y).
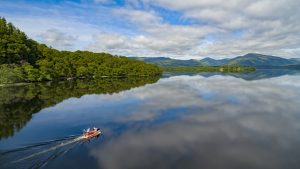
top-left (0, 0), bottom-right (299, 59)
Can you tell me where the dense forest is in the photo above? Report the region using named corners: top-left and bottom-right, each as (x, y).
top-left (162, 66), bottom-right (256, 72)
top-left (0, 17), bottom-right (161, 84)
top-left (0, 76), bottom-right (160, 139)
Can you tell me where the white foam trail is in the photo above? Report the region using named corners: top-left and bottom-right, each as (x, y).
top-left (30, 141), bottom-right (80, 169)
top-left (1, 135), bottom-right (80, 156)
top-left (13, 136), bottom-right (84, 163)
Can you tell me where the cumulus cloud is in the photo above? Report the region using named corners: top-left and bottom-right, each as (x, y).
top-left (123, 0), bottom-right (300, 58)
top-left (87, 8), bottom-right (217, 58)
top-left (1, 0), bottom-right (299, 58)
top-left (39, 29), bottom-right (77, 50)
top-left (85, 0), bottom-right (300, 58)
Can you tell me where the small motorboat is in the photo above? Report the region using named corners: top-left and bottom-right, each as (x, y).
top-left (82, 127), bottom-right (101, 139)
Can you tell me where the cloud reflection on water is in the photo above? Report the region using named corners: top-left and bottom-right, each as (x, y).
top-left (90, 75), bottom-right (300, 169)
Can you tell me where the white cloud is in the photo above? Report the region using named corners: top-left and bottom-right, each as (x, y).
top-left (1, 0), bottom-right (299, 58)
top-left (39, 29), bottom-right (77, 49)
top-left (111, 0), bottom-right (300, 58)
top-left (88, 8), bottom-right (218, 58)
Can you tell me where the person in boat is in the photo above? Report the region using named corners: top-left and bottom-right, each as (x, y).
top-left (85, 127), bottom-right (97, 134)
top-left (84, 127), bottom-right (100, 135)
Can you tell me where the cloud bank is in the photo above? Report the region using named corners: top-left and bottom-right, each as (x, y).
top-left (0, 0), bottom-right (299, 59)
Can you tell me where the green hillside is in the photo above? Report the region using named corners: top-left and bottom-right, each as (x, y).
top-left (199, 57), bottom-right (230, 66)
top-left (0, 17), bottom-right (161, 84)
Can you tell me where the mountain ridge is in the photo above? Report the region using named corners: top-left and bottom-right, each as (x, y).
top-left (130, 53), bottom-right (300, 68)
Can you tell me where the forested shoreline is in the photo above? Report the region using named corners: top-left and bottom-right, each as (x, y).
top-left (0, 17), bottom-right (161, 84)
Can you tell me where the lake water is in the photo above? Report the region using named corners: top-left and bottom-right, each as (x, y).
top-left (1, 70), bottom-right (300, 169)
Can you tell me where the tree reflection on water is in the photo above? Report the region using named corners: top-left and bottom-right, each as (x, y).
top-left (0, 77), bottom-right (160, 139)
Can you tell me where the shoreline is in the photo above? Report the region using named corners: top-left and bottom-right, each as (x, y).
top-left (0, 74), bottom-right (162, 87)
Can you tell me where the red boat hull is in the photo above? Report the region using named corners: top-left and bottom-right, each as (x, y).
top-left (82, 130), bottom-right (101, 139)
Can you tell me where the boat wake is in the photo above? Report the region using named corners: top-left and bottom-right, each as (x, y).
top-left (0, 134), bottom-right (92, 169)
top-left (13, 136), bottom-right (83, 163)
top-left (0, 135), bottom-right (79, 156)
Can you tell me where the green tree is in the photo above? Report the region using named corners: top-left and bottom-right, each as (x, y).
top-left (23, 64), bottom-right (40, 81)
top-left (0, 17), bottom-right (39, 64)
top-left (0, 17), bottom-right (162, 84)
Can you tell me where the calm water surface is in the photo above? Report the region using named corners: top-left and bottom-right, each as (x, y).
top-left (1, 70), bottom-right (300, 169)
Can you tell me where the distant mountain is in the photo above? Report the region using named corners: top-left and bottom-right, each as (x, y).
top-left (200, 57), bottom-right (230, 66)
top-left (130, 57), bottom-right (201, 67)
top-left (291, 58), bottom-right (300, 62)
top-left (130, 53), bottom-right (300, 68)
top-left (228, 53), bottom-right (299, 66)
